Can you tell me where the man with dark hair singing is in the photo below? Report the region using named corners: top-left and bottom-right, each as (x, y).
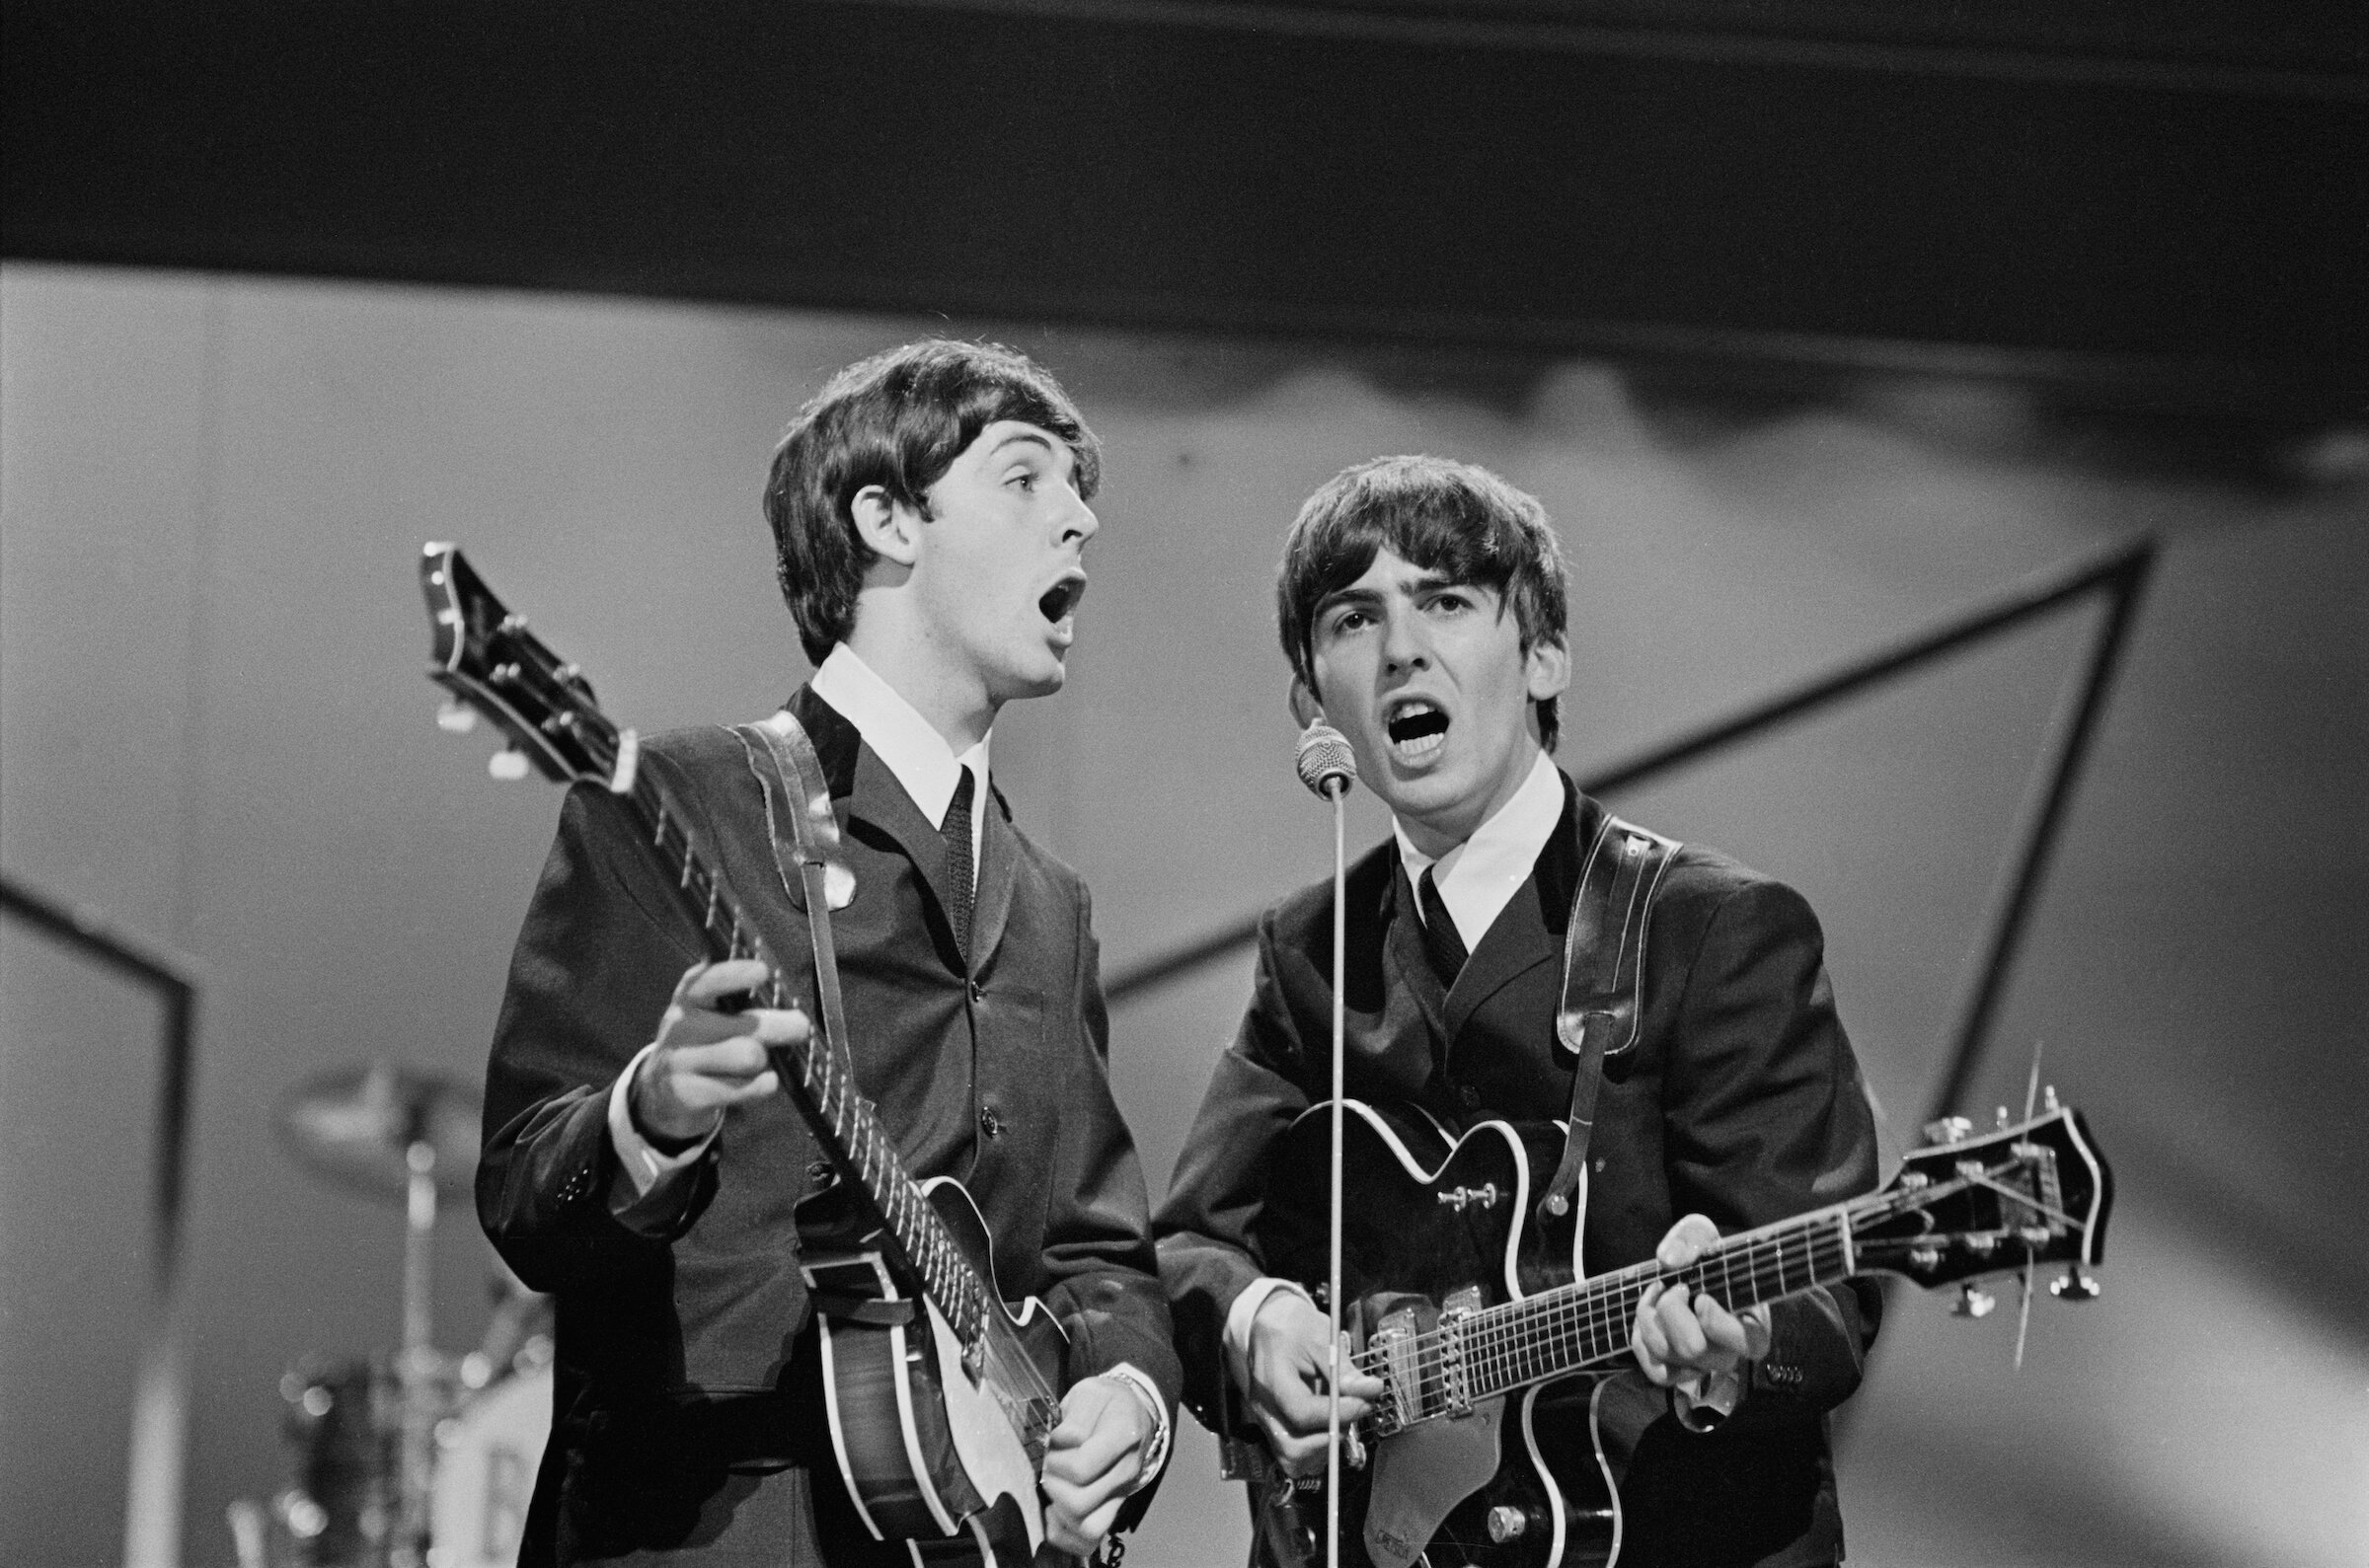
top-left (481, 339), bottom-right (1180, 1565)
top-left (1157, 455), bottom-right (1880, 1567)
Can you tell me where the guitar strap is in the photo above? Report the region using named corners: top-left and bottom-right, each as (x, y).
top-left (730, 709), bottom-right (863, 1125)
top-left (1537, 814), bottom-right (1682, 1227)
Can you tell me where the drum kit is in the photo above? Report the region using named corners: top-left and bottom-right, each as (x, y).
top-left (226, 1062), bottom-right (552, 1568)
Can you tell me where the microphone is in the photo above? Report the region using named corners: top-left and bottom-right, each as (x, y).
top-left (1294, 714), bottom-right (1357, 1568)
top-left (1295, 719), bottom-right (1357, 799)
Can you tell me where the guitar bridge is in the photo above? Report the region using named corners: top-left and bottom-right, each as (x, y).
top-left (1435, 1287), bottom-right (1482, 1417)
top-left (1435, 1183), bottom-right (1501, 1211)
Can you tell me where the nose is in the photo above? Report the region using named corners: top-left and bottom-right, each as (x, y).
top-left (1380, 606), bottom-right (1430, 673)
top-left (1061, 491), bottom-right (1099, 546)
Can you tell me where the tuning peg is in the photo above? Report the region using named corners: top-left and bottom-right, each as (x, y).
top-left (2049, 1265), bottom-right (2101, 1303)
top-left (436, 701), bottom-right (479, 735)
top-left (1921, 1116), bottom-right (1973, 1146)
top-left (489, 747), bottom-right (531, 782)
top-left (2043, 1084), bottom-right (2062, 1112)
top-left (1950, 1284), bottom-right (1997, 1318)
top-left (1996, 1105), bottom-right (2013, 1130)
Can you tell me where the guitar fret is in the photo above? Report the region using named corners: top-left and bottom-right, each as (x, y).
top-left (1431, 1218), bottom-right (1864, 1405)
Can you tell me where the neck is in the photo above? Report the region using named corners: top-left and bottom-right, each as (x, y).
top-left (843, 608), bottom-right (998, 754)
top-left (1398, 740), bottom-right (1545, 860)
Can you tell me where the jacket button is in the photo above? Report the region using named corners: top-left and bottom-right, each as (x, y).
top-left (968, 979), bottom-right (984, 1005)
top-left (978, 1105), bottom-right (1005, 1140)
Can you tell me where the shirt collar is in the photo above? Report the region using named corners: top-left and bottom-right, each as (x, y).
top-left (1395, 749), bottom-right (1564, 949)
top-left (807, 644), bottom-right (990, 848)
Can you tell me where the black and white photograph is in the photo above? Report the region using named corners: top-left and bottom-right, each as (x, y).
top-left (4, 6), bottom-right (2364, 1568)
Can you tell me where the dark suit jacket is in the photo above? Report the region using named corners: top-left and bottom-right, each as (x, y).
top-left (480, 689), bottom-right (1181, 1566)
top-left (1156, 776), bottom-right (1879, 1568)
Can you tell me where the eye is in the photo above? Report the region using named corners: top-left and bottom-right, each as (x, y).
top-left (1010, 469), bottom-right (1038, 492)
top-left (1325, 607), bottom-right (1371, 638)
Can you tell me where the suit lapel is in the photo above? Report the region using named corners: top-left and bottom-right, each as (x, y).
top-left (1443, 775), bottom-right (1595, 1040)
top-left (785, 686), bottom-right (967, 961)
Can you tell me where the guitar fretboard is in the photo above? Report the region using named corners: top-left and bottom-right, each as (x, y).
top-left (1358, 1206), bottom-right (1859, 1437)
top-left (592, 721), bottom-right (997, 1347)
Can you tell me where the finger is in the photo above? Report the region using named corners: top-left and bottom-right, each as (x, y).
top-left (1331, 1334), bottom-right (1387, 1400)
top-left (1693, 1296), bottom-right (1755, 1360)
top-left (1741, 1304), bottom-right (1775, 1361)
top-left (678, 958), bottom-right (773, 1003)
top-left (1655, 1290), bottom-right (1710, 1367)
top-left (662, 1035), bottom-right (781, 1081)
top-left (653, 1073), bottom-right (778, 1121)
top-left (1656, 1213), bottom-right (1720, 1268)
top-left (1632, 1304), bottom-right (1671, 1383)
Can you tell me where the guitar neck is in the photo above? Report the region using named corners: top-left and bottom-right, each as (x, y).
top-left (605, 750), bottom-right (996, 1344)
top-left (1497, 1209), bottom-right (1853, 1397)
top-left (1366, 1202), bottom-right (1863, 1428)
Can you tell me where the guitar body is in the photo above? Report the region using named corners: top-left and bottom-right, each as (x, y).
top-left (1249, 1101), bottom-right (1643, 1568)
top-left (801, 1175), bottom-right (1076, 1568)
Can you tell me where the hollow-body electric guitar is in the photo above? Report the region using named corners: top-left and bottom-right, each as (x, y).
top-left (1231, 1097), bottom-right (2111, 1568)
top-left (420, 545), bottom-right (1080, 1567)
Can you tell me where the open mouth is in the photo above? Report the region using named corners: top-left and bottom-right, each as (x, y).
top-left (1038, 574), bottom-right (1086, 625)
top-left (1386, 699), bottom-right (1449, 763)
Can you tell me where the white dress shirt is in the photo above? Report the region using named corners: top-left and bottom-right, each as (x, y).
top-left (1395, 748), bottom-right (1566, 954)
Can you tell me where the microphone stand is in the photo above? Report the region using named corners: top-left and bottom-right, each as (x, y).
top-left (1322, 770), bottom-right (1347, 1568)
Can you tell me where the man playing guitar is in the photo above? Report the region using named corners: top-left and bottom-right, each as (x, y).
top-left (1156, 456), bottom-right (1882, 1567)
top-left (479, 340), bottom-right (1178, 1565)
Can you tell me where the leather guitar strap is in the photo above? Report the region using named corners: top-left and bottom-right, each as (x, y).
top-left (730, 710), bottom-right (862, 1102)
top-left (1537, 815), bottom-right (1682, 1227)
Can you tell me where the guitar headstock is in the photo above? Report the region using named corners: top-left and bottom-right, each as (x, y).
top-left (420, 543), bottom-right (619, 786)
top-left (1854, 1100), bottom-right (2112, 1295)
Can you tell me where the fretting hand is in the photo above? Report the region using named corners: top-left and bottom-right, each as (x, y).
top-left (1629, 1213), bottom-right (1773, 1392)
top-left (629, 959), bottom-right (803, 1147)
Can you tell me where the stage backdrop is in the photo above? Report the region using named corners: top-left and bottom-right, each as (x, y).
top-left (3, 263), bottom-right (2363, 1567)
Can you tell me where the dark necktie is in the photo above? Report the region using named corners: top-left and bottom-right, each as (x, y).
top-left (943, 765), bottom-right (976, 962)
top-left (1416, 865), bottom-right (1469, 987)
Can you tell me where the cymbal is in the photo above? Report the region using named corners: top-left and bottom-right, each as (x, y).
top-left (276, 1061), bottom-right (481, 1203)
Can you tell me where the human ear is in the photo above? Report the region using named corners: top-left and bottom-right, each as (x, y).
top-left (1287, 679), bottom-right (1325, 729)
top-left (849, 485), bottom-right (922, 567)
top-left (1525, 638), bottom-right (1571, 702)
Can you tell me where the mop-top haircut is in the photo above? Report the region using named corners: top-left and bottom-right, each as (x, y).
top-left (1277, 454), bottom-right (1570, 752)
top-left (763, 339), bottom-right (1103, 665)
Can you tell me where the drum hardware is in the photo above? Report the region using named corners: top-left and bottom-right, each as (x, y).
top-left (231, 1063), bottom-right (549, 1568)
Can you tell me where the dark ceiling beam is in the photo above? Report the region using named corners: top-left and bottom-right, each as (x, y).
top-left (7, 1), bottom-right (2364, 415)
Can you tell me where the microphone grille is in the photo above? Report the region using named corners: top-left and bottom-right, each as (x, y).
top-left (1294, 720), bottom-right (1358, 798)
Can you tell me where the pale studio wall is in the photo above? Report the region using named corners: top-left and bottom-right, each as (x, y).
top-left (3, 264), bottom-right (2363, 1567)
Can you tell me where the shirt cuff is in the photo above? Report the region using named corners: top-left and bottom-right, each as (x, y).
top-left (605, 1042), bottom-right (719, 1209)
top-left (1670, 1363), bottom-right (1748, 1432)
top-left (1095, 1363), bottom-right (1172, 1491)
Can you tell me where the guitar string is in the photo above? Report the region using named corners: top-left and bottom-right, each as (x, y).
top-left (1354, 1229), bottom-right (1857, 1434)
top-left (1350, 1167), bottom-right (2028, 1429)
top-left (594, 724), bottom-right (1017, 1366)
top-left (488, 632), bottom-right (1057, 1407)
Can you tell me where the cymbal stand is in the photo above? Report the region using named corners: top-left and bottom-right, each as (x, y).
top-left (394, 1138), bottom-right (437, 1568)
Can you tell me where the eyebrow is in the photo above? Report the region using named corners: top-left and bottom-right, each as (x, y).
top-left (1315, 570), bottom-right (1462, 617)
top-left (988, 431), bottom-right (1060, 460)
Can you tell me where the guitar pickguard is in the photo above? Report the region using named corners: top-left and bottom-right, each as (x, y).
top-left (1246, 1104), bottom-right (1627, 1568)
